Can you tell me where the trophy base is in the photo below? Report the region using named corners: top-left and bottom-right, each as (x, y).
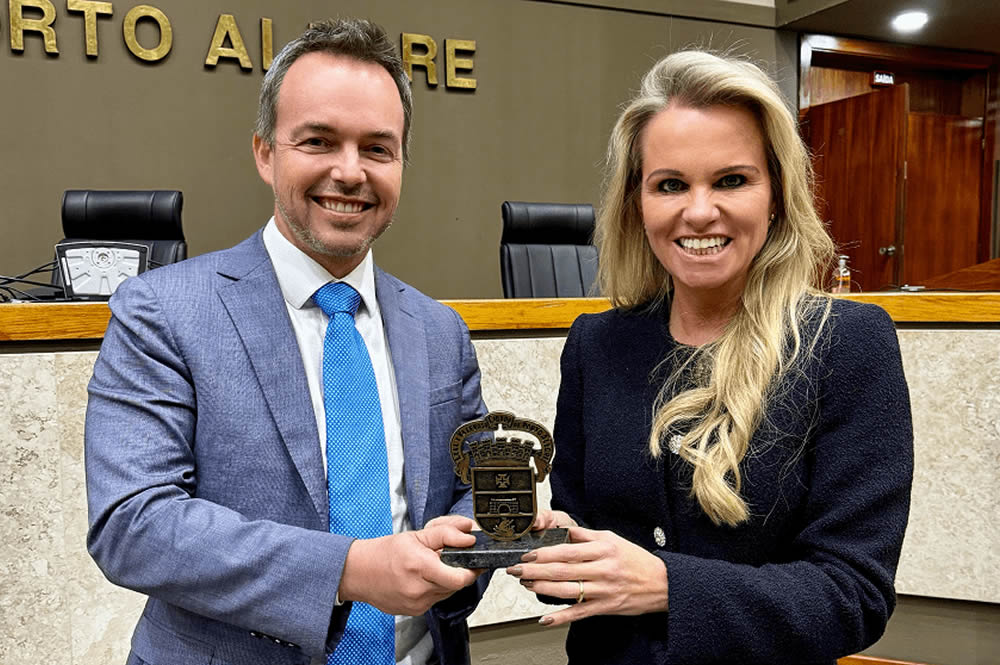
top-left (440, 528), bottom-right (569, 569)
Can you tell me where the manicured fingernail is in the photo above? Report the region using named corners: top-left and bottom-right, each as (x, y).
top-left (538, 616), bottom-right (553, 626)
top-left (507, 565), bottom-right (522, 577)
top-left (520, 579), bottom-right (534, 588)
top-left (521, 551), bottom-right (537, 562)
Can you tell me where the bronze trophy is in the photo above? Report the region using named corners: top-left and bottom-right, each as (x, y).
top-left (440, 411), bottom-right (568, 568)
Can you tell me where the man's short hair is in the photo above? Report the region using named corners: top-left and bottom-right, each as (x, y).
top-left (255, 18), bottom-right (413, 161)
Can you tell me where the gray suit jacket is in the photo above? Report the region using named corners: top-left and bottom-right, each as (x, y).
top-left (85, 230), bottom-right (488, 665)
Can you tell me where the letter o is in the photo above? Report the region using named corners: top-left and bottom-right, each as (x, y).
top-left (123, 5), bottom-right (173, 62)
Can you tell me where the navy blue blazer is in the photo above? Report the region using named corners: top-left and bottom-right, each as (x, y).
top-left (551, 298), bottom-right (913, 664)
top-left (85, 230), bottom-right (487, 665)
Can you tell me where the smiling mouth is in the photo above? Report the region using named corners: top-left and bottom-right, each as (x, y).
top-left (676, 236), bottom-right (731, 255)
top-left (312, 197), bottom-right (372, 214)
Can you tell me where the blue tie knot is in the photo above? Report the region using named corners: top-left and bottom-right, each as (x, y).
top-left (313, 281), bottom-right (361, 317)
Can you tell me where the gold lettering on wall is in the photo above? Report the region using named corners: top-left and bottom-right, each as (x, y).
top-left (9, 0), bottom-right (59, 54)
top-left (205, 13), bottom-right (251, 70)
top-left (445, 39), bottom-right (476, 89)
top-left (122, 4), bottom-right (171, 62)
top-left (3, 12), bottom-right (478, 87)
top-left (401, 33), bottom-right (438, 86)
top-left (67, 0), bottom-right (113, 58)
top-left (260, 17), bottom-right (273, 72)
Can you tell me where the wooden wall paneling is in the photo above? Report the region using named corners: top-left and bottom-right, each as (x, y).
top-left (874, 85), bottom-right (910, 290)
top-left (901, 73), bottom-right (963, 115)
top-left (808, 66), bottom-right (872, 107)
top-left (982, 66), bottom-right (999, 262)
top-left (960, 71), bottom-right (987, 119)
top-left (799, 34), bottom-right (813, 110)
top-left (799, 34), bottom-right (997, 282)
top-left (808, 66), bottom-right (969, 116)
top-left (903, 113), bottom-right (983, 286)
top-left (806, 86), bottom-right (907, 291)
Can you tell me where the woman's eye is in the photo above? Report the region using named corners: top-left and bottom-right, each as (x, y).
top-left (659, 178), bottom-right (686, 193)
top-left (718, 174), bottom-right (746, 188)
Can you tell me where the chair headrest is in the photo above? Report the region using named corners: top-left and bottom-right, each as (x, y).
top-left (501, 201), bottom-right (595, 245)
top-left (62, 190), bottom-right (184, 241)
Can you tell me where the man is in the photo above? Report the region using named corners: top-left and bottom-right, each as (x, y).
top-left (85, 18), bottom-right (487, 665)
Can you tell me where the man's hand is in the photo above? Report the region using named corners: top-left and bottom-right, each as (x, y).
top-left (338, 515), bottom-right (483, 616)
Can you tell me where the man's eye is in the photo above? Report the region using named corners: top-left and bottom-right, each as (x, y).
top-left (302, 137), bottom-right (328, 148)
top-left (718, 174), bottom-right (746, 188)
top-left (659, 179), bottom-right (686, 193)
top-left (367, 144), bottom-right (394, 159)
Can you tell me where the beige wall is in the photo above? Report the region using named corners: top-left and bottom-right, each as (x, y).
top-left (0, 0), bottom-right (781, 298)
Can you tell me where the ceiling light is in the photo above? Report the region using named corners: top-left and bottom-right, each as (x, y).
top-left (892, 10), bottom-right (929, 33)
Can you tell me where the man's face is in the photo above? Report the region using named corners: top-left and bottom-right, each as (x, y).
top-left (253, 52), bottom-right (404, 277)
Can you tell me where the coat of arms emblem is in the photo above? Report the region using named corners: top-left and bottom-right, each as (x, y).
top-left (449, 411), bottom-right (554, 541)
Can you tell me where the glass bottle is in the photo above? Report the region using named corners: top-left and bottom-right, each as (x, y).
top-left (831, 255), bottom-right (851, 293)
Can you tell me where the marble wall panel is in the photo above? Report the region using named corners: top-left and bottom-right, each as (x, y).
top-left (894, 330), bottom-right (1000, 604)
top-left (469, 337), bottom-right (566, 626)
top-left (54, 353), bottom-right (146, 663)
top-left (0, 353), bottom-right (72, 662)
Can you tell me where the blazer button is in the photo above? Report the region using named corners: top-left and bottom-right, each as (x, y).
top-left (653, 526), bottom-right (666, 547)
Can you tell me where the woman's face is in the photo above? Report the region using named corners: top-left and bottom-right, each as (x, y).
top-left (639, 103), bottom-right (773, 304)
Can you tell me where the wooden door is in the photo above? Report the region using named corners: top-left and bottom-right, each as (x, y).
top-left (803, 85), bottom-right (909, 291)
top-left (902, 113), bottom-right (983, 286)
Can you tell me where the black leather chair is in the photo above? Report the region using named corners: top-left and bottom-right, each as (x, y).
top-left (59, 189), bottom-right (187, 268)
top-left (500, 201), bottom-right (598, 298)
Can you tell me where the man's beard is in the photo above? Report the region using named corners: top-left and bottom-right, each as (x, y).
top-left (276, 195), bottom-right (393, 258)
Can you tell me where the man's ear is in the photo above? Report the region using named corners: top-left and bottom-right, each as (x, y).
top-left (252, 134), bottom-right (274, 186)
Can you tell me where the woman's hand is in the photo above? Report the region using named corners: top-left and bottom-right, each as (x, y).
top-left (506, 526), bottom-right (669, 627)
top-left (531, 509), bottom-right (577, 531)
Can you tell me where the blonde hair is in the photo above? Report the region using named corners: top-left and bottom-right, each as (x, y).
top-left (596, 51), bottom-right (835, 526)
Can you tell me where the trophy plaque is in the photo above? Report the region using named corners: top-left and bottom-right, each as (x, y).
top-left (440, 411), bottom-right (568, 568)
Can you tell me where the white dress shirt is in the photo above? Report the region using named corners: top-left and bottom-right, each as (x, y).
top-left (262, 219), bottom-right (434, 665)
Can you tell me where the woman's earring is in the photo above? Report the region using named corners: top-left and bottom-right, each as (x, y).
top-left (769, 212), bottom-right (776, 223)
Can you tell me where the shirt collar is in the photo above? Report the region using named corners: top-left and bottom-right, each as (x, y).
top-left (262, 217), bottom-right (378, 316)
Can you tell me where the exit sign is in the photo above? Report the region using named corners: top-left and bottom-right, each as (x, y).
top-left (872, 71), bottom-right (895, 86)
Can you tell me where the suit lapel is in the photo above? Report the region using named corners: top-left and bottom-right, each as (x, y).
top-left (376, 268), bottom-right (431, 528)
top-left (216, 233), bottom-right (328, 523)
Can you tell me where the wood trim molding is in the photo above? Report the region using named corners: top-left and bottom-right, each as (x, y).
top-left (442, 298), bottom-right (611, 331)
top-left (0, 303), bottom-right (112, 342)
top-left (838, 656), bottom-right (932, 665)
top-left (1, 293), bottom-right (998, 343)
top-left (801, 34), bottom-right (996, 71)
top-left (844, 292), bottom-right (1000, 323)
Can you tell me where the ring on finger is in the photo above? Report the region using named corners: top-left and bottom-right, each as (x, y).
top-left (577, 580), bottom-right (585, 603)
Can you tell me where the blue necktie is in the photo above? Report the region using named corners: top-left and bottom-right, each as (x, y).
top-left (312, 282), bottom-right (395, 665)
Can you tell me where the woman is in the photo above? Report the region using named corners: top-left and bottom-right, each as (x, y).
top-left (507, 51), bottom-right (913, 664)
